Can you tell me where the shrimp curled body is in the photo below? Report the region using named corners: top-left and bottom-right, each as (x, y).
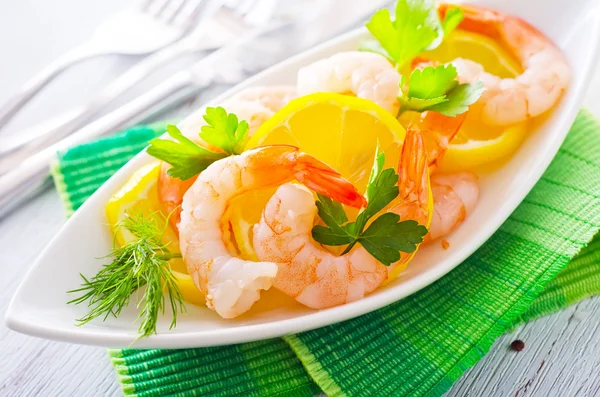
top-left (253, 128), bottom-right (431, 309)
top-left (179, 146), bottom-right (365, 318)
top-left (159, 86), bottom-right (297, 230)
top-left (439, 4), bottom-right (571, 125)
top-left (427, 172), bottom-right (479, 241)
top-left (297, 51), bottom-right (401, 114)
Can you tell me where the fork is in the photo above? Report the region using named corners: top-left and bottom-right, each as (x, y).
top-left (0, 0), bottom-right (282, 217)
top-left (0, 0), bottom-right (273, 170)
top-left (0, 0), bottom-right (205, 130)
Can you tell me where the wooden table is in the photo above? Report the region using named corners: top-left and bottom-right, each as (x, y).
top-left (1, 1), bottom-right (600, 396)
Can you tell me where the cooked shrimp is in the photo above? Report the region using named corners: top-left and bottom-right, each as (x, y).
top-left (178, 145), bottom-right (366, 318)
top-left (159, 86), bottom-right (296, 230)
top-left (297, 51), bottom-right (401, 114)
top-left (399, 110), bottom-right (466, 171)
top-left (159, 163), bottom-right (197, 230)
top-left (426, 171), bottom-right (479, 241)
top-left (252, 127), bottom-right (431, 309)
top-left (230, 86), bottom-right (297, 113)
top-left (438, 4), bottom-right (571, 126)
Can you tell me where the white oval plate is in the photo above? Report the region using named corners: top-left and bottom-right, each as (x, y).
top-left (6, 0), bottom-right (600, 349)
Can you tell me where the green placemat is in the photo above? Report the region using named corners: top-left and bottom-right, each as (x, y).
top-left (51, 111), bottom-right (600, 396)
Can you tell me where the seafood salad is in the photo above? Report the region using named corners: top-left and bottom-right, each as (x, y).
top-left (68, 1), bottom-right (570, 336)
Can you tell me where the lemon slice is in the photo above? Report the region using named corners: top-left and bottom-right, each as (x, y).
top-left (424, 29), bottom-right (521, 78)
top-left (229, 92), bottom-right (409, 261)
top-left (105, 162), bottom-right (204, 306)
top-left (437, 114), bottom-right (529, 172)
top-left (223, 188), bottom-right (277, 260)
top-left (420, 29), bottom-right (528, 171)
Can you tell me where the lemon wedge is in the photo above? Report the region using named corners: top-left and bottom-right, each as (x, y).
top-left (424, 29), bottom-right (521, 78)
top-left (420, 29), bottom-right (529, 171)
top-left (105, 162), bottom-right (204, 306)
top-left (438, 114), bottom-right (529, 172)
top-left (228, 92), bottom-right (410, 261)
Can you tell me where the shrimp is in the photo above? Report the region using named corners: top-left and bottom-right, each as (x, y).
top-left (297, 51), bottom-right (401, 114)
top-left (178, 145), bottom-right (366, 318)
top-left (230, 86), bottom-right (297, 113)
top-left (399, 110), bottom-right (466, 171)
top-left (426, 171), bottom-right (479, 241)
top-left (159, 86), bottom-right (296, 230)
top-left (400, 110), bottom-right (478, 242)
top-left (252, 127), bottom-right (431, 309)
top-left (438, 3), bottom-right (571, 126)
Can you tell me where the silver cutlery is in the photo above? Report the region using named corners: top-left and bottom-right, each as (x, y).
top-left (0, 0), bottom-right (389, 219)
top-left (0, 0), bottom-right (205, 130)
top-left (0, 0), bottom-right (282, 173)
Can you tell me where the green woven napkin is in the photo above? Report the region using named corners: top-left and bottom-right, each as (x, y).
top-left (51, 111), bottom-right (600, 397)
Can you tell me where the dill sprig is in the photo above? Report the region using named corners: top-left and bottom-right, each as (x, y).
top-left (68, 211), bottom-right (186, 338)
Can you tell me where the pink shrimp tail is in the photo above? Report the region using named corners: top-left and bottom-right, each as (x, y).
top-left (410, 111), bottom-right (466, 171)
top-left (411, 56), bottom-right (440, 70)
top-left (438, 3), bottom-right (552, 60)
top-left (158, 162), bottom-right (198, 232)
top-left (247, 145), bottom-right (366, 209)
top-left (293, 152), bottom-right (367, 209)
top-left (399, 125), bottom-right (428, 201)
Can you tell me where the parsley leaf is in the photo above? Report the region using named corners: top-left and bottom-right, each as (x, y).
top-left (316, 193), bottom-right (349, 226)
top-left (358, 214), bottom-right (427, 265)
top-left (147, 125), bottom-right (226, 180)
top-left (399, 65), bottom-right (484, 116)
top-left (428, 79), bottom-right (485, 117)
top-left (311, 147), bottom-right (428, 265)
top-left (313, 193), bottom-right (354, 246)
top-left (366, 0), bottom-right (440, 68)
top-left (406, 65), bottom-right (458, 98)
top-left (357, 38), bottom-right (393, 63)
top-left (201, 107), bottom-right (249, 155)
top-left (441, 7), bottom-right (463, 37)
top-left (363, 1), bottom-right (465, 67)
top-left (311, 225), bottom-right (355, 246)
top-left (147, 107), bottom-right (250, 180)
top-left (358, 147), bottom-right (400, 231)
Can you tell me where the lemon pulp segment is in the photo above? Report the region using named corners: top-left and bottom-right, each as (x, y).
top-left (422, 29), bottom-right (529, 171)
top-left (233, 93), bottom-right (407, 260)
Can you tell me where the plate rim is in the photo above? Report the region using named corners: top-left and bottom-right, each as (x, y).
top-left (6, 3), bottom-right (600, 349)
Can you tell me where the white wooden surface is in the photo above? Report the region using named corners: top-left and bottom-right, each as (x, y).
top-left (1, 1), bottom-right (600, 396)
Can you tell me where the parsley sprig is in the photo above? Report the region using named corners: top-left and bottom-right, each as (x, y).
top-left (68, 212), bottom-right (185, 338)
top-left (147, 106), bottom-right (249, 180)
top-left (364, 1), bottom-right (484, 117)
top-left (365, 0), bottom-right (463, 68)
top-left (399, 64), bottom-right (485, 116)
top-left (311, 147), bottom-right (428, 265)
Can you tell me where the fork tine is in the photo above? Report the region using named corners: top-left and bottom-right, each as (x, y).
top-left (158, 0), bottom-right (187, 21)
top-left (171, 0), bottom-right (209, 27)
top-left (144, 0), bottom-right (171, 17)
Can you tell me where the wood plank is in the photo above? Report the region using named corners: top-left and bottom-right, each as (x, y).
top-left (447, 297), bottom-right (600, 396)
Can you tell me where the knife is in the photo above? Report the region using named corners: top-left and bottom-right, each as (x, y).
top-left (0, 0), bottom-right (389, 219)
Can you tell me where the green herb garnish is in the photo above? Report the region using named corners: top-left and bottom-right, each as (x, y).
top-left (365, 0), bottom-right (464, 68)
top-left (200, 106), bottom-right (249, 155)
top-left (441, 7), bottom-right (464, 37)
top-left (399, 65), bottom-right (485, 116)
top-left (363, 1), bottom-right (482, 116)
top-left (68, 211), bottom-right (185, 338)
top-left (311, 147), bottom-right (428, 265)
top-left (147, 106), bottom-right (249, 180)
